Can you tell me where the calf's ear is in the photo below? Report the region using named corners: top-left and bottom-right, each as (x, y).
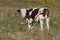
top-left (17, 9), bottom-right (20, 13)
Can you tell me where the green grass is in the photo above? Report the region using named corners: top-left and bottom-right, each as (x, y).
top-left (0, 7), bottom-right (60, 40)
top-left (0, 0), bottom-right (60, 40)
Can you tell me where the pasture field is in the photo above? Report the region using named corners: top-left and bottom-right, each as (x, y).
top-left (0, 0), bottom-right (60, 40)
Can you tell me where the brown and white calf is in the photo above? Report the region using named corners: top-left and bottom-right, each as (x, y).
top-left (17, 8), bottom-right (49, 31)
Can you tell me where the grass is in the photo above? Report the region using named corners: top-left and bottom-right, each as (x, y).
top-left (0, 0), bottom-right (60, 40)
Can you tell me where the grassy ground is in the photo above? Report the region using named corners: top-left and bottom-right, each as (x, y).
top-left (0, 0), bottom-right (60, 40)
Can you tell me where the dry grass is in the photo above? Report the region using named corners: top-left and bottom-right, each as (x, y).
top-left (0, 0), bottom-right (60, 40)
top-left (0, 7), bottom-right (60, 40)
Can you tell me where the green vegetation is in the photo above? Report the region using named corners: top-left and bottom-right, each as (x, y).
top-left (0, 0), bottom-right (60, 40)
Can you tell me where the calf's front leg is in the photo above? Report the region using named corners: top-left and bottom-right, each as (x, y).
top-left (26, 18), bottom-right (33, 31)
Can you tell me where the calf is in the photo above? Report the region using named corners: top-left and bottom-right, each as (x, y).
top-left (17, 8), bottom-right (49, 31)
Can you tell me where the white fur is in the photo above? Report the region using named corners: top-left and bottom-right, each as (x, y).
top-left (38, 14), bottom-right (49, 31)
top-left (20, 9), bottom-right (26, 18)
top-left (38, 15), bottom-right (44, 31)
top-left (35, 8), bottom-right (44, 20)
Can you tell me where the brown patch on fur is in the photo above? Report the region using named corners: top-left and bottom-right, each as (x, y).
top-left (43, 9), bottom-right (49, 18)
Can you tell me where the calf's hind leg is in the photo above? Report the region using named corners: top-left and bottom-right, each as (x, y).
top-left (46, 17), bottom-right (49, 31)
